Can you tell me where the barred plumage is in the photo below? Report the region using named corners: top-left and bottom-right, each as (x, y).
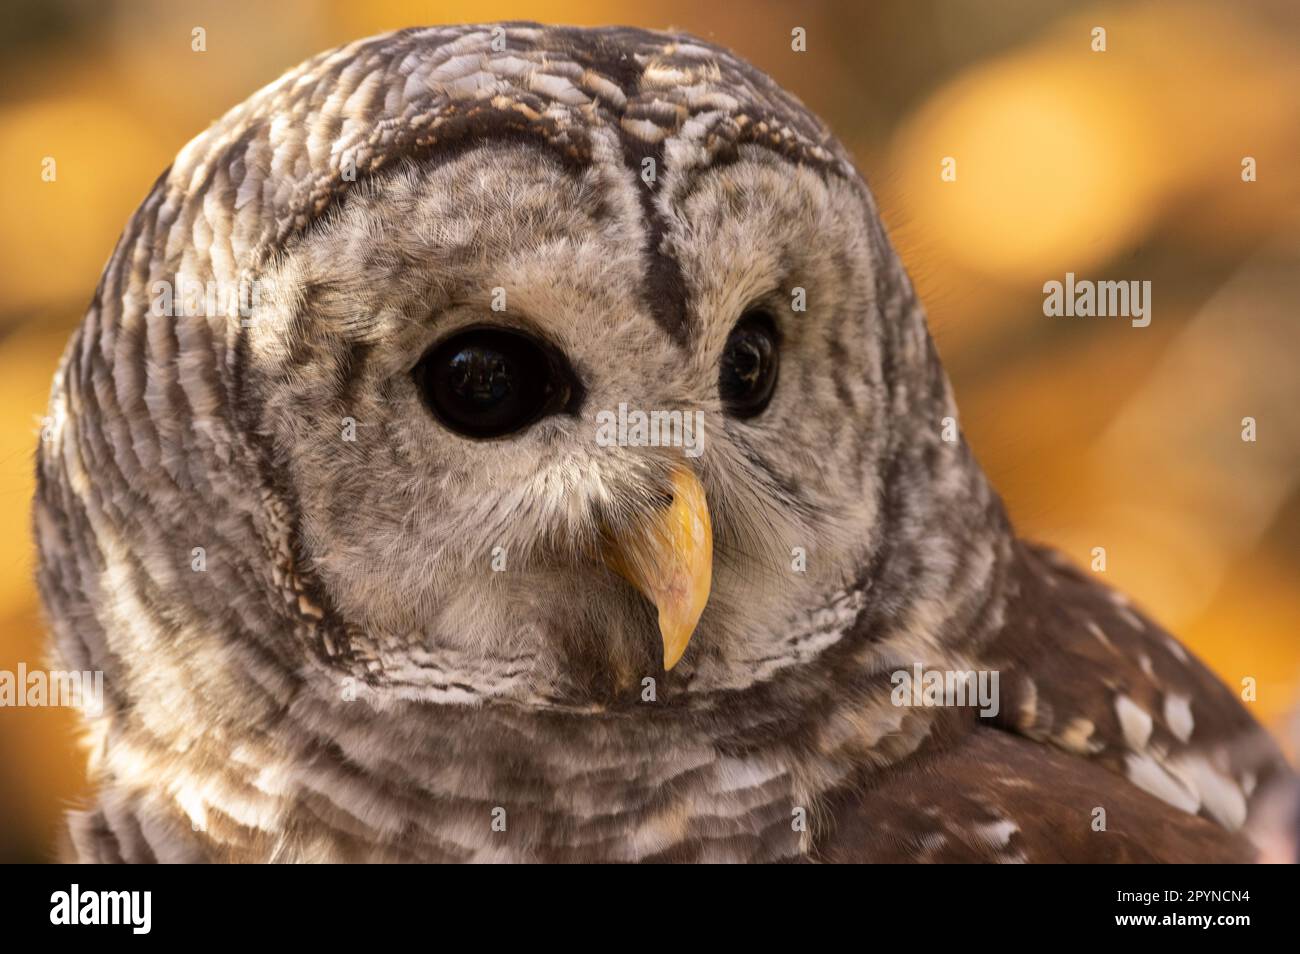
top-left (36, 22), bottom-right (1288, 863)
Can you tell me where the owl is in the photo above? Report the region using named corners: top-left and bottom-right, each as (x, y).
top-left (35, 22), bottom-right (1289, 863)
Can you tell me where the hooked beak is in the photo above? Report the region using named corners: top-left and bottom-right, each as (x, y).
top-left (602, 465), bottom-right (713, 670)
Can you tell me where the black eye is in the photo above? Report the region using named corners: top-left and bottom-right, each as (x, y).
top-left (719, 311), bottom-right (780, 418)
top-left (414, 327), bottom-right (577, 438)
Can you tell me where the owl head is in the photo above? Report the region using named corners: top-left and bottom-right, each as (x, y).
top-left (36, 23), bottom-right (996, 731)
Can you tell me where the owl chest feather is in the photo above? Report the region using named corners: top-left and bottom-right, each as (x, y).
top-left (62, 543), bottom-right (1287, 864)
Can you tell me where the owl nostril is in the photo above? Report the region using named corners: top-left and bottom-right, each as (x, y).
top-left (653, 488), bottom-right (674, 508)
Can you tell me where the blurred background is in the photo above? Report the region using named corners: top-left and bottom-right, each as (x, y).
top-left (1, 0), bottom-right (1297, 862)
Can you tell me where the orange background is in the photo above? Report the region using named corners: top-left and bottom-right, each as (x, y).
top-left (1, 0), bottom-right (1297, 862)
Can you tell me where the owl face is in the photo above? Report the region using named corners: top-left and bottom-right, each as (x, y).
top-left (250, 140), bottom-right (890, 706)
top-left (36, 26), bottom-right (997, 860)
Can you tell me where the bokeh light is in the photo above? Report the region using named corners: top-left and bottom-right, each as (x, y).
top-left (1, 0), bottom-right (1296, 861)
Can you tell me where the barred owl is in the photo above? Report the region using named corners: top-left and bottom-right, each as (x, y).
top-left (35, 22), bottom-right (1288, 862)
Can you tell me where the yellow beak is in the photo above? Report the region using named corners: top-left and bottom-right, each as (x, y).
top-left (603, 465), bottom-right (713, 670)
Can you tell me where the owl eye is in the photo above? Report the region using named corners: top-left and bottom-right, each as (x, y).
top-left (414, 327), bottom-right (575, 438)
top-left (719, 311), bottom-right (780, 418)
